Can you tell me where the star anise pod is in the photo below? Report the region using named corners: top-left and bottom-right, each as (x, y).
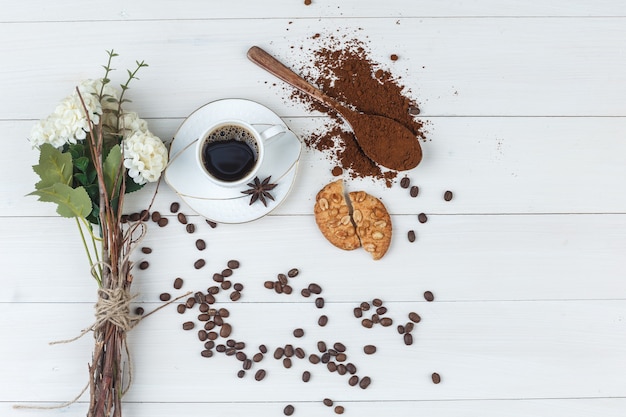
top-left (241, 176), bottom-right (277, 207)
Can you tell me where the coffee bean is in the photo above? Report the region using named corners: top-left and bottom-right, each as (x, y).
top-left (227, 260), bottom-right (240, 269)
top-left (277, 273), bottom-right (288, 285)
top-left (363, 345), bottom-right (377, 354)
top-left (334, 405), bottom-right (345, 415)
top-left (327, 362), bottom-right (337, 372)
top-left (315, 297), bottom-right (325, 308)
top-left (308, 283), bottom-right (322, 294)
top-left (346, 363), bottom-right (357, 374)
top-left (176, 304), bottom-right (186, 314)
top-left (254, 369), bottom-right (266, 381)
top-left (177, 212), bottom-right (187, 224)
top-left (129, 212), bottom-right (140, 222)
top-left (337, 364), bottom-right (347, 374)
top-left (400, 177), bottom-right (410, 188)
top-left (318, 315), bottom-right (328, 327)
top-left (198, 313), bottom-right (210, 322)
top-left (157, 217), bottom-right (169, 227)
top-left (208, 286), bottom-right (220, 295)
top-left (194, 259), bottom-right (205, 269)
top-left (359, 376), bottom-right (372, 389)
top-left (235, 340), bottom-right (245, 349)
top-left (283, 404), bottom-right (294, 416)
top-left (348, 375), bottom-right (359, 386)
top-left (134, 307), bottom-right (144, 315)
top-left (404, 333), bottom-right (414, 345)
top-left (376, 306), bottom-right (387, 315)
top-left (362, 319), bottom-right (373, 328)
top-left (302, 371), bottom-right (311, 382)
top-left (288, 268), bottom-right (299, 277)
top-left (141, 247), bottom-right (152, 254)
top-left (259, 344), bottom-right (268, 354)
top-left (284, 344), bottom-right (294, 357)
top-left (230, 291), bottom-right (241, 301)
top-left (237, 370), bottom-right (245, 378)
top-left (283, 357), bottom-right (292, 368)
top-left (372, 314), bottom-right (380, 324)
top-left (204, 340), bottom-right (215, 350)
top-left (274, 284), bottom-right (283, 294)
top-left (353, 307), bottom-right (363, 318)
top-left (182, 321), bottom-right (194, 330)
top-left (226, 339), bottom-right (236, 347)
top-left (215, 344), bottom-right (226, 352)
top-left (214, 315), bottom-right (224, 326)
top-left (410, 185), bottom-right (419, 197)
top-left (221, 281), bottom-right (232, 290)
top-left (418, 213), bottom-right (428, 223)
top-left (195, 239), bottom-right (206, 251)
top-left (185, 223), bottom-right (195, 233)
top-left (233, 283), bottom-right (244, 291)
top-left (321, 352), bottom-right (331, 363)
top-left (327, 349), bottom-right (337, 356)
top-left (408, 230), bottom-right (416, 242)
top-left (204, 321), bottom-right (215, 331)
top-left (409, 106), bottom-right (421, 115)
top-left (409, 312), bottom-right (421, 323)
top-left (194, 291), bottom-right (204, 304)
top-left (159, 292), bottom-right (171, 301)
top-left (220, 323), bottom-right (232, 338)
top-left (151, 211), bottom-right (161, 222)
top-left (170, 202), bottom-right (180, 213)
top-left (201, 349), bottom-right (213, 358)
top-left (380, 317), bottom-right (393, 327)
top-left (211, 274), bottom-right (223, 284)
top-left (397, 324), bottom-right (405, 334)
top-left (309, 354), bottom-right (320, 364)
top-left (333, 342), bottom-right (346, 352)
top-left (198, 330), bottom-right (208, 341)
top-left (317, 341), bottom-right (327, 352)
top-left (301, 288), bottom-right (311, 297)
top-left (140, 210), bottom-right (149, 221)
top-left (222, 268), bottom-right (233, 277)
top-left (236, 352), bottom-right (247, 362)
top-left (139, 261), bottom-right (149, 270)
top-left (263, 280), bottom-right (274, 289)
top-left (432, 372), bottom-right (441, 384)
top-left (444, 190), bottom-right (453, 201)
top-left (336, 353), bottom-right (347, 363)
top-left (295, 347), bottom-right (305, 359)
top-left (225, 347), bottom-right (236, 356)
top-left (323, 398), bottom-right (333, 407)
top-left (274, 347), bottom-right (284, 359)
top-left (293, 328), bottom-right (305, 338)
top-left (282, 285), bottom-right (293, 294)
top-left (253, 353), bottom-right (264, 362)
top-left (173, 277), bottom-right (183, 290)
top-left (424, 291), bottom-right (434, 301)
top-left (185, 297), bottom-right (196, 309)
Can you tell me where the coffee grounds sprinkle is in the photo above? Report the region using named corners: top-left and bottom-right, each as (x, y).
top-left (285, 35), bottom-right (426, 186)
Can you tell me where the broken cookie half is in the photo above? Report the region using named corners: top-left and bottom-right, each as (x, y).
top-left (313, 180), bottom-right (392, 260)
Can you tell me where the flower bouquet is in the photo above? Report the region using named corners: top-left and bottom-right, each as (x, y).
top-left (27, 50), bottom-right (168, 417)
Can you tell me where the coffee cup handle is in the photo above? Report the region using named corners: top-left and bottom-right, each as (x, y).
top-left (257, 124), bottom-right (286, 145)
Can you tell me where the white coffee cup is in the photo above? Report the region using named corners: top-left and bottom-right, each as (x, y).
top-left (196, 120), bottom-right (286, 187)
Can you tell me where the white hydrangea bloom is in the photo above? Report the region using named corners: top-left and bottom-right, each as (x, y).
top-left (118, 111), bottom-right (149, 138)
top-left (123, 130), bottom-right (168, 184)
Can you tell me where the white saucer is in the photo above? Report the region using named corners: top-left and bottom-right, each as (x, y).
top-left (164, 99), bottom-right (302, 223)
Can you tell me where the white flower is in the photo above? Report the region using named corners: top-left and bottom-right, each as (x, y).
top-left (118, 111), bottom-right (149, 138)
top-left (123, 130), bottom-right (168, 184)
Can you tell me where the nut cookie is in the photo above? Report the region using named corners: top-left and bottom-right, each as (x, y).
top-left (348, 191), bottom-right (392, 260)
top-left (314, 180), bottom-right (361, 251)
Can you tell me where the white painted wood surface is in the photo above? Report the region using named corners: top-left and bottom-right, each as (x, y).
top-left (2, 2), bottom-right (625, 416)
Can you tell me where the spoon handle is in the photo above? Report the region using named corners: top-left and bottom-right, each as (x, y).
top-left (247, 46), bottom-right (338, 110)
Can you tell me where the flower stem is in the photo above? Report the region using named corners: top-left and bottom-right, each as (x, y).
top-left (75, 217), bottom-right (102, 286)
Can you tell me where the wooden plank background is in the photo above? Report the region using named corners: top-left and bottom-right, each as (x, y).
top-left (1, 1), bottom-right (625, 416)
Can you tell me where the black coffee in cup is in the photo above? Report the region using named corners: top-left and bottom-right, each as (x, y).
top-left (201, 125), bottom-right (258, 182)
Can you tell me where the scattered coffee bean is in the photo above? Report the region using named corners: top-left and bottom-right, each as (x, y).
top-left (432, 372), bottom-right (441, 384)
top-left (182, 321), bottom-right (194, 330)
top-left (285, 344), bottom-right (294, 357)
top-left (230, 291), bottom-right (241, 301)
top-left (173, 277), bottom-right (183, 290)
top-left (302, 370), bottom-right (311, 382)
top-left (264, 280), bottom-right (274, 289)
top-left (287, 268), bottom-right (299, 277)
top-left (336, 353), bottom-right (347, 362)
top-left (400, 177), bottom-right (410, 188)
top-left (185, 297), bottom-right (196, 309)
top-left (363, 345), bottom-right (377, 354)
top-left (277, 273), bottom-right (288, 285)
top-left (233, 283), bottom-right (243, 291)
top-left (121, 214), bottom-right (129, 223)
top-left (308, 283), bottom-right (322, 294)
top-left (317, 341), bottom-right (327, 352)
top-left (237, 370), bottom-right (245, 378)
top-left (359, 376), bottom-right (372, 389)
top-left (253, 353), bottom-right (264, 362)
top-left (194, 259), bottom-right (206, 269)
top-left (159, 292), bottom-right (171, 301)
top-left (323, 398), bottom-right (333, 407)
top-left (301, 288), bottom-right (311, 297)
top-left (129, 212), bottom-right (141, 222)
top-left (380, 317), bottom-right (393, 327)
top-left (198, 330), bottom-right (207, 341)
top-left (220, 323), bottom-right (232, 338)
top-left (283, 357), bottom-right (292, 368)
top-left (315, 297), bottom-right (325, 308)
top-left (424, 291), bottom-right (434, 301)
top-left (282, 285), bottom-right (293, 294)
top-left (198, 313), bottom-right (210, 322)
top-left (295, 347), bottom-right (305, 359)
top-left (185, 223), bottom-right (195, 233)
top-left (390, 53), bottom-right (399, 61)
top-left (225, 347), bottom-right (236, 356)
top-left (195, 239), bottom-right (206, 251)
top-left (259, 344), bottom-right (268, 354)
top-left (176, 304), bottom-right (186, 314)
top-left (407, 230), bottom-right (416, 242)
top-left (321, 352), bottom-right (331, 364)
top-left (213, 315), bottom-right (224, 326)
top-left (140, 210), bottom-right (149, 221)
top-left (170, 202), bottom-right (180, 213)
top-left (409, 106), bottom-right (421, 115)
top-left (309, 354), bottom-right (320, 364)
top-left (362, 319), bottom-right (373, 328)
top-left (141, 247), bottom-right (152, 254)
top-left (227, 260), bottom-right (240, 269)
top-left (418, 213), bottom-right (428, 223)
top-left (177, 213), bottom-right (187, 224)
top-left (283, 404), bottom-right (295, 416)
top-left (201, 349), bottom-right (213, 358)
top-left (274, 284), bottom-right (283, 294)
top-left (293, 328), bottom-right (305, 338)
top-left (404, 333), bottom-right (414, 345)
top-left (333, 342), bottom-right (346, 352)
top-left (254, 369), bottom-right (266, 381)
top-left (139, 261), bottom-right (149, 270)
top-left (215, 344), bottom-right (226, 352)
top-left (348, 375), bottom-right (359, 386)
top-left (222, 268), bottom-right (233, 278)
top-left (376, 306), bottom-right (387, 315)
top-left (372, 298), bottom-right (383, 307)
top-left (327, 362), bottom-right (337, 372)
top-left (236, 352), bottom-right (247, 362)
top-left (151, 211), bottom-right (161, 222)
top-left (372, 314), bottom-right (380, 324)
top-left (346, 363), bottom-right (357, 374)
top-left (157, 217), bottom-right (168, 227)
top-left (397, 324), bottom-right (405, 334)
top-left (274, 347), bottom-right (284, 359)
top-left (204, 341), bottom-right (215, 350)
top-left (353, 307), bottom-right (363, 318)
top-left (444, 190), bottom-right (454, 201)
top-left (318, 315), bottom-right (328, 327)
top-left (221, 281), bottom-right (232, 290)
top-left (410, 185), bottom-right (419, 197)
top-left (335, 405), bottom-right (345, 414)
top-left (409, 312), bottom-right (421, 323)
top-left (134, 307), bottom-right (144, 315)
top-left (360, 302), bottom-right (370, 311)
top-left (226, 339), bottom-right (236, 347)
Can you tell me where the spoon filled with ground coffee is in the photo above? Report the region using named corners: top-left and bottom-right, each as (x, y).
top-left (247, 46), bottom-right (422, 171)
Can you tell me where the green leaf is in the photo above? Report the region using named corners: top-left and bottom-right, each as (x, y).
top-left (103, 144), bottom-right (122, 198)
top-left (124, 175), bottom-right (145, 194)
top-left (74, 172), bottom-right (89, 185)
top-left (28, 183), bottom-right (92, 219)
top-left (74, 156), bottom-right (90, 173)
top-left (32, 144), bottom-right (73, 189)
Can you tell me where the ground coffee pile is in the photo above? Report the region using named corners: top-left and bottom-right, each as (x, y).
top-left (288, 36), bottom-right (426, 186)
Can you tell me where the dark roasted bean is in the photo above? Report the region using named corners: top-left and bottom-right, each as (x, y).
top-left (348, 375), bottom-right (359, 386)
top-left (295, 347), bottom-right (305, 359)
top-left (225, 347), bottom-right (236, 356)
top-left (176, 304), bottom-right (186, 314)
top-left (195, 239), bottom-right (206, 251)
top-left (170, 202), bottom-right (180, 213)
top-left (204, 340), bottom-right (215, 350)
top-left (318, 315), bottom-right (328, 327)
top-left (359, 376), bottom-right (372, 389)
top-left (337, 364), bottom-right (347, 374)
top-left (206, 219), bottom-right (217, 228)
top-left (432, 372), bottom-right (441, 384)
top-left (335, 405), bottom-right (345, 415)
top-left (274, 347), bottom-right (284, 359)
top-left (227, 260), bottom-right (240, 269)
top-left (372, 314), bottom-right (380, 324)
top-left (237, 370), bottom-right (245, 378)
top-left (151, 211), bottom-right (161, 222)
top-left (323, 398), bottom-right (333, 407)
top-left (400, 177), bottom-right (410, 188)
top-left (226, 339), bottom-right (236, 347)
top-left (335, 353), bottom-right (347, 362)
top-left (302, 371), bottom-right (311, 382)
top-left (185, 223), bottom-right (195, 233)
top-left (380, 317), bottom-right (393, 327)
top-left (353, 307), bottom-right (363, 318)
top-left (309, 354), bottom-right (320, 364)
top-left (185, 297), bottom-right (196, 309)
top-left (284, 344), bottom-right (295, 357)
top-left (300, 288), bottom-right (311, 297)
top-left (372, 298), bottom-right (383, 307)
top-left (213, 315), bottom-right (224, 326)
top-left (321, 352), bottom-right (331, 364)
top-left (173, 277), bottom-right (183, 289)
top-left (317, 341), bottom-right (327, 352)
top-left (346, 363), bottom-right (357, 374)
top-left (253, 353), bottom-right (264, 362)
top-left (264, 280), bottom-right (275, 289)
top-left (236, 352), bottom-right (247, 362)
top-left (243, 359), bottom-right (252, 369)
top-left (182, 321), bottom-right (194, 330)
top-left (198, 313), bottom-right (210, 321)
top-left (218, 308), bottom-right (230, 317)
top-left (282, 284), bottom-right (293, 294)
top-left (424, 291), bottom-right (434, 301)
top-left (362, 319), bottom-right (373, 328)
top-left (360, 302), bottom-right (370, 311)
top-left (198, 330), bottom-right (208, 341)
top-left (230, 291), bottom-right (241, 301)
top-left (204, 321), bottom-right (215, 331)
top-left (222, 268), bottom-right (233, 277)
top-left (177, 212), bottom-right (187, 224)
top-left (333, 342), bottom-right (346, 352)
top-left (221, 280), bottom-right (232, 290)
top-left (308, 283), bottom-right (322, 294)
top-left (444, 190), bottom-right (453, 201)
top-left (418, 212), bottom-right (428, 223)
top-left (293, 328), bottom-right (305, 338)
top-left (235, 341), bottom-right (245, 350)
top-left (363, 345), bottom-right (377, 354)
top-left (315, 297), bottom-right (325, 308)
top-left (327, 362), bottom-right (337, 372)
top-left (134, 307), bottom-right (144, 315)
top-left (404, 322), bottom-right (415, 333)
top-left (157, 217), bottom-right (169, 227)
top-left (283, 404), bottom-right (294, 416)
top-left (201, 349), bottom-right (213, 358)
top-left (220, 323), bottom-right (232, 338)
top-left (194, 259), bottom-right (206, 269)
top-left (140, 210), bottom-right (150, 221)
top-left (397, 324), bottom-right (405, 334)
top-left (139, 261), bottom-right (149, 270)
top-left (409, 312), bottom-right (421, 323)
top-left (254, 369), bottom-right (266, 381)
top-left (159, 292), bottom-right (171, 301)
top-left (288, 268), bottom-right (299, 277)
top-left (215, 344), bottom-right (226, 352)
top-left (283, 358), bottom-right (292, 368)
top-left (277, 273), bottom-right (288, 285)
top-left (376, 306), bottom-right (387, 315)
top-left (410, 185), bottom-right (419, 197)
top-left (274, 284), bottom-right (283, 294)
top-left (404, 333), bottom-right (414, 345)
top-left (213, 273), bottom-right (224, 282)
top-left (141, 247), bottom-right (152, 254)
top-left (408, 230), bottom-right (416, 242)
top-left (259, 344), bottom-right (268, 354)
